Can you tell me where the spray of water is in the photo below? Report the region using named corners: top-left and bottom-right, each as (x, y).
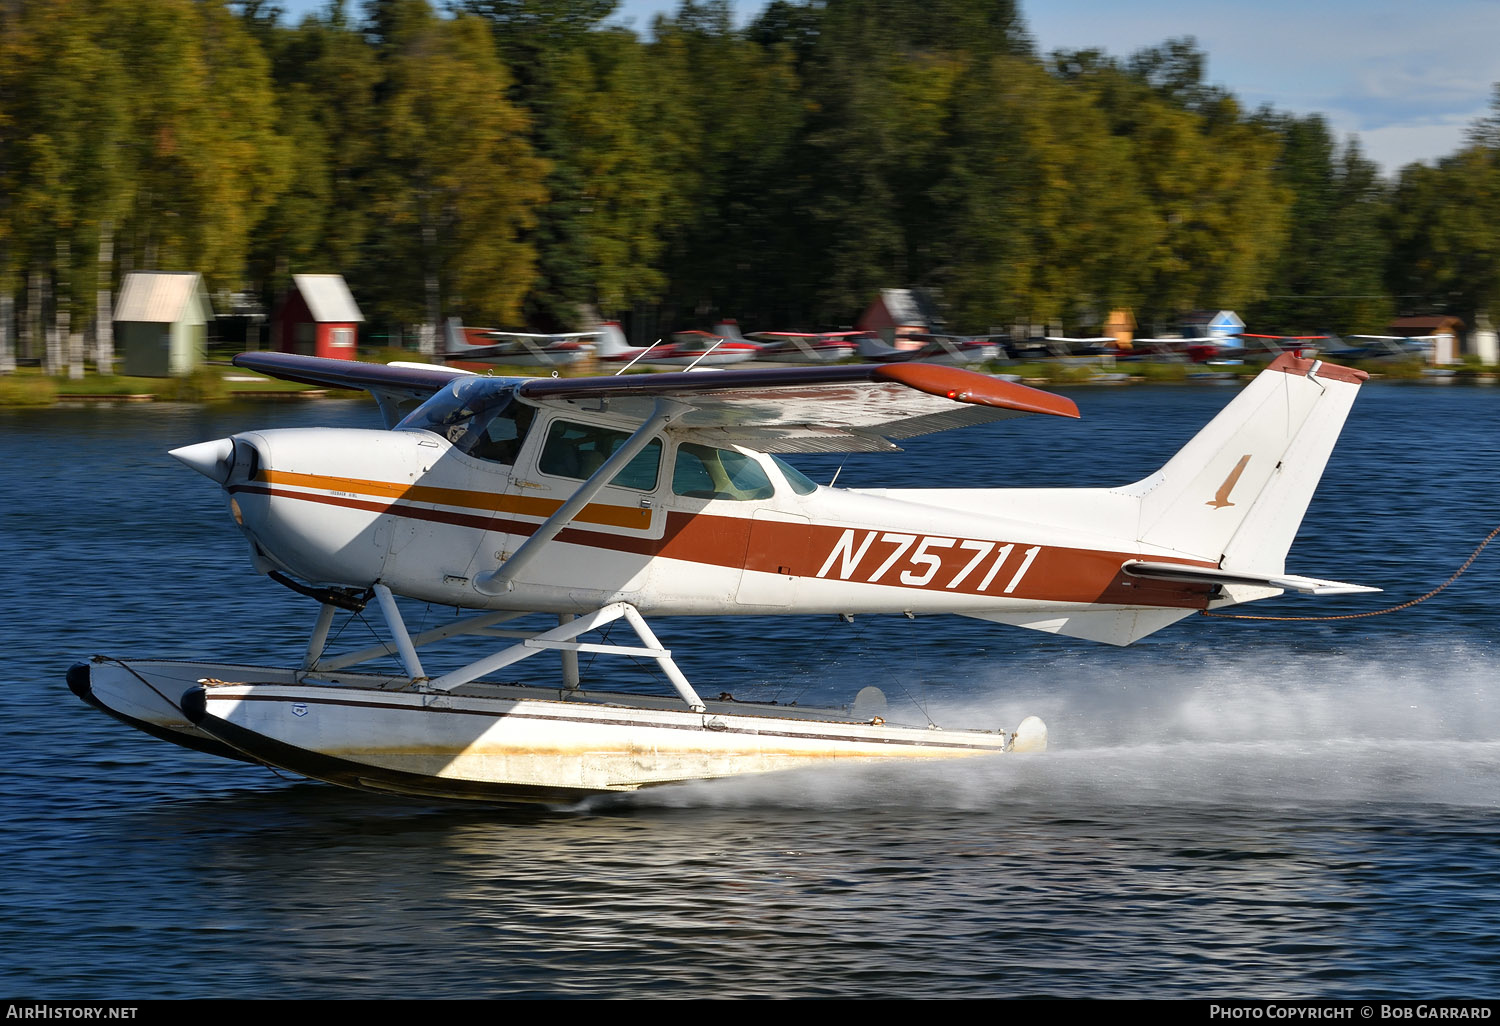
top-left (612, 637), bottom-right (1500, 814)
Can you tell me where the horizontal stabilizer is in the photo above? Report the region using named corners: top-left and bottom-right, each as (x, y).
top-left (1122, 561), bottom-right (1380, 596)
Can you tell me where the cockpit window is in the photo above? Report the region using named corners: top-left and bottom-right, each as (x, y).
top-left (672, 443), bottom-right (775, 500)
top-left (538, 419), bottom-right (661, 491)
top-left (396, 378), bottom-right (535, 465)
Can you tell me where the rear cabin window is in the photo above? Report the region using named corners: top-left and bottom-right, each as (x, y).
top-left (672, 443), bottom-right (774, 500)
top-left (539, 420), bottom-right (661, 491)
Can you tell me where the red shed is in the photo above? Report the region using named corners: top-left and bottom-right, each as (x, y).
top-left (272, 274), bottom-right (363, 360)
top-left (857, 288), bottom-right (944, 345)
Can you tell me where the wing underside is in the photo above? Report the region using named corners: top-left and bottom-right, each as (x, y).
top-left (516, 363), bottom-right (1078, 452)
top-left (232, 352), bottom-right (1079, 452)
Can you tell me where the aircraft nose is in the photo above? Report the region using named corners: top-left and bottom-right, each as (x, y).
top-left (169, 437), bottom-right (235, 484)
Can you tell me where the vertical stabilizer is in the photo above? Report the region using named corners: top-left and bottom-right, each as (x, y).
top-left (1129, 355), bottom-right (1366, 574)
top-left (595, 321), bottom-right (632, 359)
top-left (443, 317), bottom-right (464, 359)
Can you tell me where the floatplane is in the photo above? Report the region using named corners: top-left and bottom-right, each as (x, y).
top-left (743, 327), bottom-right (866, 363)
top-left (856, 332), bottom-right (1003, 366)
top-left (440, 317), bottom-right (599, 369)
top-left (595, 322), bottom-right (759, 369)
top-left (68, 351), bottom-right (1376, 803)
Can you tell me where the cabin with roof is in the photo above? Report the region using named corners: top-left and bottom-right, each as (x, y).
top-left (1471, 314), bottom-right (1497, 365)
top-left (1105, 309), bottom-right (1136, 351)
top-left (1179, 310), bottom-right (1245, 340)
top-left (857, 288), bottom-right (944, 344)
top-left (114, 272), bottom-right (212, 377)
top-left (1388, 315), bottom-right (1464, 364)
top-left (272, 274), bottom-right (363, 360)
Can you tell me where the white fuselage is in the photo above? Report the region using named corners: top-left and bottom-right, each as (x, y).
top-left (174, 352), bottom-right (1368, 647)
top-left (221, 416), bottom-right (1212, 628)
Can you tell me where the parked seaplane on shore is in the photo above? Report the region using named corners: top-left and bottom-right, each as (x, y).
top-left (707, 319), bottom-right (866, 364)
top-left (439, 317), bottom-right (599, 369)
top-left (856, 332), bottom-right (1003, 366)
top-left (595, 322), bottom-right (760, 370)
top-left (68, 352), bottom-right (1375, 804)
top-left (741, 328), bottom-right (866, 363)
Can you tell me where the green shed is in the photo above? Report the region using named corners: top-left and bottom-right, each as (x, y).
top-left (115, 272), bottom-right (213, 377)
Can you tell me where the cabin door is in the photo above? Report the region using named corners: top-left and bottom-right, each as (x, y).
top-left (735, 510), bottom-right (811, 609)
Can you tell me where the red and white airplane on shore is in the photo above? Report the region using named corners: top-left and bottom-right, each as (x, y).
top-left (743, 329), bottom-right (866, 363)
top-left (439, 317), bottom-right (598, 369)
top-left (70, 352), bottom-right (1375, 803)
top-left (594, 321), bottom-right (760, 369)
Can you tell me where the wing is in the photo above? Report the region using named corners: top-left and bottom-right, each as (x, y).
top-left (234, 352), bottom-right (1079, 452)
top-left (233, 351), bottom-right (473, 427)
top-left (515, 362), bottom-right (1079, 453)
top-left (470, 330), bottom-right (600, 344)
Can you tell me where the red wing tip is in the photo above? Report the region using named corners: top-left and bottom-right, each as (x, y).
top-left (874, 363), bottom-right (1080, 419)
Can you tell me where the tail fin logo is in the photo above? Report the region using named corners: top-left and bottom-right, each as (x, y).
top-left (1207, 454), bottom-right (1252, 509)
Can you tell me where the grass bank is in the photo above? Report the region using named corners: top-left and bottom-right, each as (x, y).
top-left (0, 364), bottom-right (336, 407)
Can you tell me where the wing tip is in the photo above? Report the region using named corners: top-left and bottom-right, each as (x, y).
top-left (873, 363), bottom-right (1081, 419)
top-left (1265, 353), bottom-right (1369, 384)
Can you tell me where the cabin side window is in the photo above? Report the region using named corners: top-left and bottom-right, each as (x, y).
top-left (671, 443), bottom-right (775, 501)
top-left (464, 402), bottom-right (536, 465)
top-left (538, 420), bottom-right (662, 491)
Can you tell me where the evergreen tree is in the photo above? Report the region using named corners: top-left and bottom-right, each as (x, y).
top-left (252, 3), bottom-right (382, 307)
top-left (1388, 88), bottom-right (1500, 325)
top-left (1249, 114), bottom-right (1391, 334)
top-left (363, 4), bottom-right (547, 330)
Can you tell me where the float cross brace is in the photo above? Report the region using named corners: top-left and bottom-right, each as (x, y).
top-left (303, 591), bottom-right (707, 712)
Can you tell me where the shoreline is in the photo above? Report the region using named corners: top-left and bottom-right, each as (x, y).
top-left (2, 363), bottom-right (1497, 409)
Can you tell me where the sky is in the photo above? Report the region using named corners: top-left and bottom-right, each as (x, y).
top-left (1019, 0), bottom-right (1500, 177)
top-left (277, 0), bottom-right (1500, 178)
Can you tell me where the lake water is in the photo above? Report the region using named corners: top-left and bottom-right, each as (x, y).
top-left (2, 378), bottom-right (1498, 999)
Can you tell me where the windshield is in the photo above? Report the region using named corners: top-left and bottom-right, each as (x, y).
top-left (672, 443), bottom-right (774, 500)
top-left (770, 454), bottom-right (820, 495)
top-left (396, 377), bottom-right (535, 464)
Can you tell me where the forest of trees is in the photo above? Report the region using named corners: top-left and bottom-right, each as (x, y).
top-left (3, 0), bottom-right (1500, 364)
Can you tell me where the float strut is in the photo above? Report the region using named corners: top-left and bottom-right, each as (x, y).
top-left (301, 603), bottom-right (338, 670)
top-left (559, 613), bottom-right (579, 690)
top-left (374, 583), bottom-right (426, 682)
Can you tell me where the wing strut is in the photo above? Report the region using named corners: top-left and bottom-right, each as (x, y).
top-left (473, 399), bottom-right (685, 595)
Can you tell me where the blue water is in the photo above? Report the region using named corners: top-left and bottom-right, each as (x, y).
top-left (2, 381), bottom-right (1498, 999)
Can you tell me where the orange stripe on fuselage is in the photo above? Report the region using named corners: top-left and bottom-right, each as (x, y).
top-left (257, 469), bottom-right (652, 530)
top-left (656, 517), bottom-right (1214, 609)
top-left (243, 472), bottom-right (1216, 610)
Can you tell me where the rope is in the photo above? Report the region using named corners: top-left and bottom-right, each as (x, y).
top-left (775, 614), bottom-right (858, 706)
top-left (1201, 521), bottom-right (1500, 621)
